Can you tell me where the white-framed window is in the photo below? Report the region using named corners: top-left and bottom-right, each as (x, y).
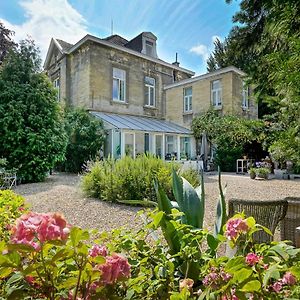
top-left (183, 87), bottom-right (192, 112)
top-left (211, 80), bottom-right (222, 107)
top-left (242, 82), bottom-right (249, 109)
top-left (145, 76), bottom-right (155, 107)
top-left (113, 68), bottom-right (126, 102)
top-left (53, 77), bottom-right (60, 100)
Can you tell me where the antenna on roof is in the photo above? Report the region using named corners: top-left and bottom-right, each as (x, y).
top-left (172, 52), bottom-right (180, 67)
top-left (111, 19), bottom-right (113, 35)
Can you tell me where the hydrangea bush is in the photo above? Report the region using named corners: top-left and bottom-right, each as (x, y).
top-left (0, 211), bottom-right (130, 299)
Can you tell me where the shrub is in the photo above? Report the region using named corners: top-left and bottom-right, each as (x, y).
top-left (82, 155), bottom-right (188, 203)
top-left (256, 167), bottom-right (270, 179)
top-left (179, 167), bottom-right (201, 187)
top-left (0, 190), bottom-right (28, 241)
top-left (60, 108), bottom-right (105, 173)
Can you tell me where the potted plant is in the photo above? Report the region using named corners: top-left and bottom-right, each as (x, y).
top-left (256, 167), bottom-right (270, 179)
top-left (248, 167), bottom-right (256, 179)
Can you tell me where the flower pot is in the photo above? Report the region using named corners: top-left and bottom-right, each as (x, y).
top-left (249, 173), bottom-right (256, 179)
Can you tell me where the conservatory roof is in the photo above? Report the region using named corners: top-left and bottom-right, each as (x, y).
top-left (90, 111), bottom-right (191, 135)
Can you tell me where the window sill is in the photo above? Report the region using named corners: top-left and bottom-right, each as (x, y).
top-left (143, 105), bottom-right (157, 110)
top-left (242, 106), bottom-right (249, 111)
top-left (213, 105), bottom-right (222, 110)
top-left (183, 111), bottom-right (193, 115)
top-left (111, 99), bottom-right (128, 105)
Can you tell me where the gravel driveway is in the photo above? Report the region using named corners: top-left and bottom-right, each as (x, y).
top-left (15, 172), bottom-right (300, 233)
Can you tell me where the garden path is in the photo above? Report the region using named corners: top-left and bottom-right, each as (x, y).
top-left (15, 172), bottom-right (300, 234)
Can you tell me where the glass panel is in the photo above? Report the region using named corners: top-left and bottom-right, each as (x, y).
top-left (155, 135), bottom-right (162, 158)
top-left (149, 87), bottom-right (154, 106)
top-left (212, 91), bottom-right (217, 106)
top-left (145, 76), bottom-right (155, 86)
top-left (113, 79), bottom-right (118, 100)
top-left (125, 133), bottom-right (134, 158)
top-left (189, 97), bottom-right (192, 111)
top-left (212, 80), bottom-right (220, 89)
top-left (184, 87), bottom-right (192, 96)
top-left (113, 68), bottom-right (125, 80)
top-left (119, 80), bottom-right (125, 101)
top-left (112, 130), bottom-right (121, 159)
top-left (144, 133), bottom-right (149, 153)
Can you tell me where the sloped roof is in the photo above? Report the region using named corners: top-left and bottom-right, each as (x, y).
top-left (56, 39), bottom-right (73, 52)
top-left (103, 34), bottom-right (129, 46)
top-left (90, 111), bottom-right (191, 134)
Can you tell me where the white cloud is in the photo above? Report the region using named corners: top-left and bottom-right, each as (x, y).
top-left (1, 0), bottom-right (88, 62)
top-left (189, 35), bottom-right (223, 62)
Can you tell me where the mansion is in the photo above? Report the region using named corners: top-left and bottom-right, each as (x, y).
top-left (44, 32), bottom-right (258, 160)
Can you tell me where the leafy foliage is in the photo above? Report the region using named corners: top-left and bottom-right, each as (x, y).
top-left (0, 190), bottom-right (28, 242)
top-left (208, 0), bottom-right (300, 170)
top-left (0, 39), bottom-right (67, 182)
top-left (191, 110), bottom-right (265, 171)
top-left (0, 212), bottom-right (130, 299)
top-left (1, 192), bottom-right (300, 299)
top-left (61, 108), bottom-right (105, 173)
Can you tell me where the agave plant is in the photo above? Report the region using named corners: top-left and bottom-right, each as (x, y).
top-left (155, 167), bottom-right (228, 253)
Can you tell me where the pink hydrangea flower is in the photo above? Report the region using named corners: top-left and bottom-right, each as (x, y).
top-left (98, 253), bottom-right (131, 285)
top-left (245, 253), bottom-right (262, 266)
top-left (282, 272), bottom-right (297, 286)
top-left (89, 245), bottom-right (108, 257)
top-left (11, 212), bottom-right (70, 250)
top-left (272, 281), bottom-right (283, 293)
top-left (225, 218), bottom-right (249, 240)
top-left (203, 267), bottom-right (231, 290)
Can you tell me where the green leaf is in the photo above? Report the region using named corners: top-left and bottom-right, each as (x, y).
top-left (233, 268), bottom-right (253, 283)
top-left (181, 177), bottom-right (204, 228)
top-left (207, 234), bottom-right (219, 251)
top-left (7, 243), bottom-right (35, 253)
top-left (172, 169), bottom-right (184, 209)
top-left (263, 265), bottom-right (280, 286)
top-left (240, 280), bottom-right (261, 292)
top-left (214, 167), bottom-right (227, 236)
top-left (152, 211), bottom-right (164, 228)
top-left (155, 181), bottom-right (173, 215)
top-left (117, 199), bottom-right (157, 207)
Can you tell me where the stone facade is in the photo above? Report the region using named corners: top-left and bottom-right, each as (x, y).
top-left (165, 67), bottom-right (258, 128)
top-left (44, 35), bottom-right (192, 119)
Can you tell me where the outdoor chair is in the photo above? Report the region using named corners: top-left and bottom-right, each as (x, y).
top-left (228, 199), bottom-right (288, 243)
top-left (280, 197), bottom-right (300, 246)
top-left (0, 171), bottom-right (17, 190)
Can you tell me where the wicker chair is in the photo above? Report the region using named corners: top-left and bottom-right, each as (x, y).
top-left (228, 199), bottom-right (288, 243)
top-left (280, 197), bottom-right (300, 246)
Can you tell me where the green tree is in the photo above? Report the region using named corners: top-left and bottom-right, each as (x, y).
top-left (0, 22), bottom-right (16, 64)
top-left (191, 110), bottom-right (265, 171)
top-left (62, 108), bottom-right (105, 173)
top-left (0, 39), bottom-right (67, 182)
top-left (207, 0), bottom-right (300, 170)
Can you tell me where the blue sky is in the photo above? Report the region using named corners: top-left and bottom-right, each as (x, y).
top-left (0, 0), bottom-right (240, 74)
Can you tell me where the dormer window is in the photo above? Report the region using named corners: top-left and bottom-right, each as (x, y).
top-left (145, 40), bottom-right (154, 56)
